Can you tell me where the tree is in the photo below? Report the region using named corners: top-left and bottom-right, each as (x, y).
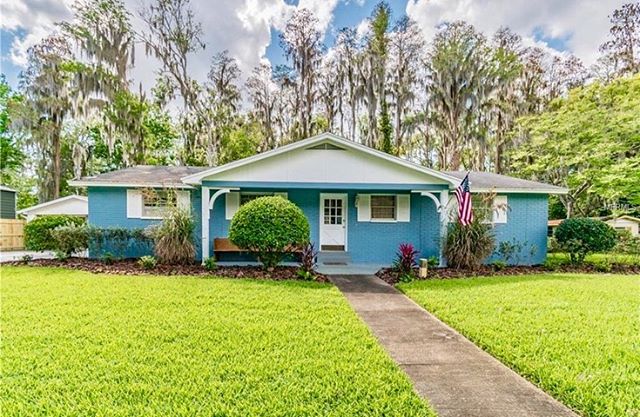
top-left (246, 63), bottom-right (277, 150)
top-left (512, 75), bottom-right (640, 216)
top-left (600, 2), bottom-right (640, 76)
top-left (139, 0), bottom-right (208, 163)
top-left (424, 21), bottom-right (496, 170)
top-left (280, 9), bottom-right (323, 140)
top-left (334, 28), bottom-right (360, 140)
top-left (0, 77), bottom-right (25, 182)
top-left (14, 35), bottom-right (74, 201)
top-left (204, 50), bottom-right (241, 164)
top-left (388, 16), bottom-right (424, 151)
top-left (378, 99), bottom-right (394, 154)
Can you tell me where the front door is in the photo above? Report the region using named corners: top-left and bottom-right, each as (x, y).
top-left (320, 194), bottom-right (347, 251)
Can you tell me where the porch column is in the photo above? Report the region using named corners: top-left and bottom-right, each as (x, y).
top-left (202, 188), bottom-right (236, 264)
top-left (439, 190), bottom-right (449, 267)
top-left (201, 186), bottom-right (210, 262)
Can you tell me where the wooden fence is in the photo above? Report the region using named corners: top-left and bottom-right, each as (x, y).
top-left (0, 219), bottom-right (25, 250)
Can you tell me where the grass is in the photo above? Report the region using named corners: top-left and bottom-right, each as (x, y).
top-left (547, 252), bottom-right (640, 267)
top-left (399, 273), bottom-right (640, 417)
top-left (2, 267), bottom-right (434, 417)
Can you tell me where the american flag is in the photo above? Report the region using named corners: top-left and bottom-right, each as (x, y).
top-left (454, 173), bottom-right (473, 226)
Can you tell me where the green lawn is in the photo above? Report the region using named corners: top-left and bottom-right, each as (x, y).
top-left (399, 273), bottom-right (640, 417)
top-left (547, 252), bottom-right (640, 267)
top-left (2, 267), bottom-right (434, 417)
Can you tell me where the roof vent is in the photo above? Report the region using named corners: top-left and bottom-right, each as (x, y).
top-left (307, 143), bottom-right (346, 150)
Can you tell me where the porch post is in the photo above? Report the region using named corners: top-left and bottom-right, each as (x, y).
top-left (201, 186), bottom-right (210, 262)
top-left (439, 190), bottom-right (449, 267)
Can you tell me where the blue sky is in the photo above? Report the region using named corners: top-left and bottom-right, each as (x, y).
top-left (0, 0), bottom-right (626, 89)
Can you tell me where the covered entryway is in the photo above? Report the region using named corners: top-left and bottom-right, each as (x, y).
top-left (319, 193), bottom-right (347, 251)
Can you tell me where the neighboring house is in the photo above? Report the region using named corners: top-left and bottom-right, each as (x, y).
top-left (70, 133), bottom-right (567, 266)
top-left (17, 195), bottom-right (89, 222)
top-left (548, 216), bottom-right (640, 237)
top-left (604, 215), bottom-right (640, 237)
top-left (0, 185), bottom-right (17, 219)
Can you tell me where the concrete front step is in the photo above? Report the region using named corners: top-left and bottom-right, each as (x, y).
top-left (317, 251), bottom-right (352, 265)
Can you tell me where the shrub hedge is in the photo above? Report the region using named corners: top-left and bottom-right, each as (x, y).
top-left (25, 215), bottom-right (85, 251)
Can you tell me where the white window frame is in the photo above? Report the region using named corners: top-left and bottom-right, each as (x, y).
top-left (370, 194), bottom-right (397, 223)
top-left (141, 189), bottom-right (177, 219)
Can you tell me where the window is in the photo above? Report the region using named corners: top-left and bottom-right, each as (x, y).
top-left (371, 195), bottom-right (396, 220)
top-left (240, 192), bottom-right (275, 206)
top-left (142, 189), bottom-right (176, 218)
top-left (323, 198), bottom-right (343, 225)
top-left (471, 195), bottom-right (508, 224)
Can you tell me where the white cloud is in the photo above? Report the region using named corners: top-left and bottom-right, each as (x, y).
top-left (405, 0), bottom-right (626, 65)
top-left (3, 0), bottom-right (341, 90)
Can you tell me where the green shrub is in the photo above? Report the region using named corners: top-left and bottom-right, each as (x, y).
top-left (554, 218), bottom-right (618, 263)
top-left (547, 236), bottom-right (561, 253)
top-left (443, 219), bottom-right (495, 270)
top-left (25, 215), bottom-right (85, 251)
top-left (148, 208), bottom-right (196, 265)
top-left (102, 252), bottom-right (115, 265)
top-left (138, 255), bottom-right (157, 270)
top-left (491, 260), bottom-right (507, 271)
top-left (613, 230), bottom-right (640, 255)
top-left (229, 196), bottom-right (310, 268)
top-left (203, 257), bottom-right (217, 272)
top-left (427, 256), bottom-right (439, 267)
top-left (50, 224), bottom-right (89, 256)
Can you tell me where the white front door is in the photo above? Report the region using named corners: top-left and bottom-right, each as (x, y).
top-left (320, 194), bottom-right (347, 251)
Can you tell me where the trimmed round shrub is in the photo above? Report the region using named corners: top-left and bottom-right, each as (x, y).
top-left (554, 218), bottom-right (617, 263)
top-left (229, 196), bottom-right (310, 268)
top-left (444, 219), bottom-right (496, 270)
top-left (25, 215), bottom-right (85, 251)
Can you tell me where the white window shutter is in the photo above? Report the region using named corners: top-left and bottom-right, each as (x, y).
top-left (397, 194), bottom-right (410, 222)
top-left (177, 190), bottom-right (191, 211)
top-left (225, 192), bottom-right (240, 220)
top-left (357, 194), bottom-right (371, 222)
top-left (274, 192), bottom-right (288, 199)
top-left (493, 195), bottom-right (508, 223)
top-left (126, 189), bottom-right (142, 218)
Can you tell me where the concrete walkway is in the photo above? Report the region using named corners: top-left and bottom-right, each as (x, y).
top-left (330, 275), bottom-right (579, 417)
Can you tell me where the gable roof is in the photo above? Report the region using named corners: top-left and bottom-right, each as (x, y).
top-left (18, 195), bottom-right (88, 215)
top-left (70, 166), bottom-right (207, 188)
top-left (444, 171), bottom-right (568, 194)
top-left (181, 133), bottom-right (461, 185)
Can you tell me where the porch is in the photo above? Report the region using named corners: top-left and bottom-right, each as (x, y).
top-left (200, 185), bottom-right (451, 267)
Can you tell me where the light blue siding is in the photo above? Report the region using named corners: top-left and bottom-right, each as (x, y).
top-left (88, 185), bottom-right (549, 265)
top-left (209, 188), bottom-right (440, 264)
top-left (489, 193), bottom-right (549, 265)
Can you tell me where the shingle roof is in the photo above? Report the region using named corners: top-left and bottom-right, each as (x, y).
top-left (70, 165), bottom-right (209, 187)
top-left (444, 171), bottom-right (568, 194)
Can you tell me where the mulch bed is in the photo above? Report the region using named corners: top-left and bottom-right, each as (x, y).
top-left (376, 263), bottom-right (640, 286)
top-left (6, 258), bottom-right (329, 283)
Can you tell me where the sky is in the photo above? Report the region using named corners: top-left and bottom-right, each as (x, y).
top-left (0, 0), bottom-right (627, 90)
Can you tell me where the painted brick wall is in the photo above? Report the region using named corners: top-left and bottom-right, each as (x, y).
top-left (209, 188), bottom-right (441, 264)
top-left (489, 193), bottom-right (549, 265)
top-left (89, 186), bottom-right (548, 265)
top-left (88, 186), bottom-right (202, 259)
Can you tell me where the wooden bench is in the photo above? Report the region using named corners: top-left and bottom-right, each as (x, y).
top-left (213, 237), bottom-right (303, 260)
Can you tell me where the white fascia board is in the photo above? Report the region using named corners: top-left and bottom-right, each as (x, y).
top-left (466, 187), bottom-right (569, 195)
top-left (181, 132), bottom-right (460, 186)
top-left (69, 180), bottom-right (195, 189)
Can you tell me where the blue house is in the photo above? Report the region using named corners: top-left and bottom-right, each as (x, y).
top-left (71, 133), bottom-right (567, 267)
